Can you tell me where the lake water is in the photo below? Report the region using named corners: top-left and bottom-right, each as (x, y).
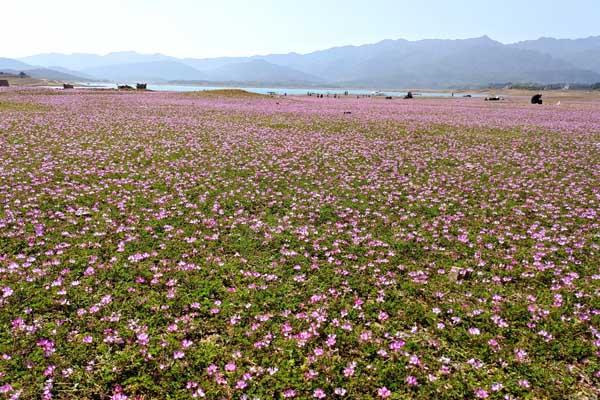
top-left (76, 82), bottom-right (479, 98)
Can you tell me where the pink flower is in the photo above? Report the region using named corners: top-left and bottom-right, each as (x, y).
top-left (206, 364), bottom-right (218, 375)
top-left (406, 375), bottom-right (418, 386)
top-left (137, 332), bottom-right (149, 346)
top-left (235, 380), bottom-right (247, 390)
top-left (377, 387), bottom-right (392, 398)
top-left (225, 362), bottom-right (236, 372)
top-left (518, 379), bottom-right (530, 388)
top-left (44, 365), bottom-right (56, 377)
top-left (389, 340), bottom-right (405, 351)
top-left (491, 383), bottom-right (503, 392)
top-left (326, 334), bottom-right (337, 347)
top-left (0, 384), bottom-right (12, 394)
top-left (359, 330), bottom-right (372, 342)
top-left (37, 339), bottom-right (55, 357)
top-left (514, 348), bottom-right (528, 362)
top-left (343, 362), bottom-right (356, 377)
top-left (2, 286), bottom-right (13, 298)
top-left (468, 327), bottom-right (481, 336)
top-left (111, 386), bottom-right (128, 400)
top-left (409, 355), bottom-right (420, 366)
top-left (313, 388), bottom-right (326, 398)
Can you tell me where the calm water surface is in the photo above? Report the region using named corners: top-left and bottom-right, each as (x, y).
top-left (76, 82), bottom-right (480, 97)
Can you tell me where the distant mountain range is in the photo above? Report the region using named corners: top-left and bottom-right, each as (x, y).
top-left (3, 36), bottom-right (600, 88)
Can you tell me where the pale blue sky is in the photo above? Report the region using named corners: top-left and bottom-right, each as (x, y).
top-left (4, 0), bottom-right (599, 58)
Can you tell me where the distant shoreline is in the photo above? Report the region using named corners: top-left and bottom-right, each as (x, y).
top-left (67, 82), bottom-right (485, 98)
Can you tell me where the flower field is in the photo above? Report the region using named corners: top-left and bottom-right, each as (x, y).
top-left (0, 89), bottom-right (599, 399)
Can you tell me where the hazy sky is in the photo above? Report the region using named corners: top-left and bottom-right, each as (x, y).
top-left (4, 0), bottom-right (599, 58)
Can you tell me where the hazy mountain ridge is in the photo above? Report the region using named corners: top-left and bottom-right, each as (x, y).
top-left (81, 61), bottom-right (207, 82)
top-left (202, 60), bottom-right (323, 83)
top-left (0, 57), bottom-right (34, 71)
top-left (7, 36), bottom-right (600, 87)
top-left (19, 52), bottom-right (174, 71)
top-left (510, 36), bottom-right (600, 77)
top-left (0, 58), bottom-right (91, 81)
top-left (510, 36), bottom-right (600, 60)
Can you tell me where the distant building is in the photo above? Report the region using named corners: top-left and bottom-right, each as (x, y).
top-left (63, 83), bottom-right (74, 89)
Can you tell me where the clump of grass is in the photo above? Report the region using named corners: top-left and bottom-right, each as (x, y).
top-left (187, 89), bottom-right (267, 98)
top-left (0, 100), bottom-right (48, 112)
